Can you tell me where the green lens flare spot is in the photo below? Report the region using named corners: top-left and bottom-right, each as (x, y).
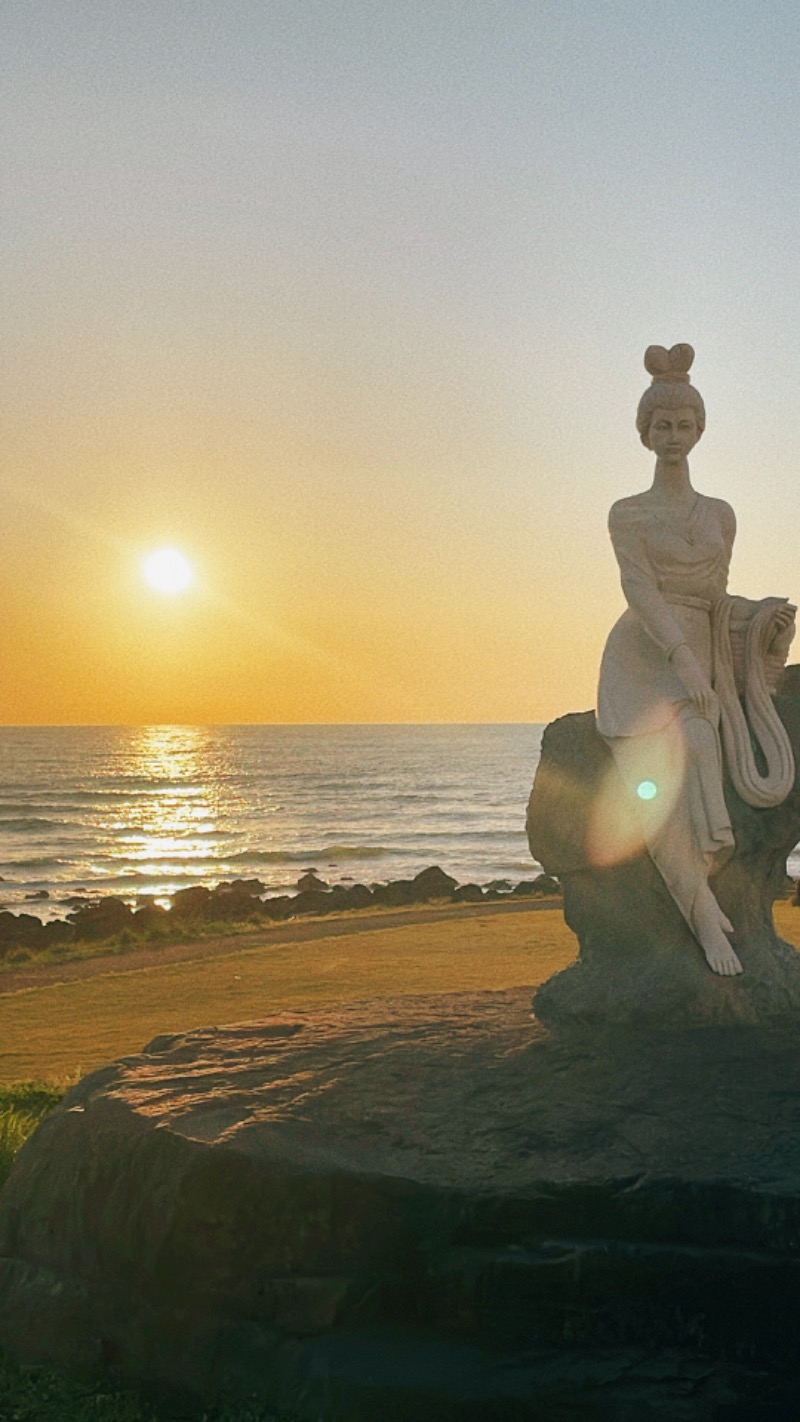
top-left (637, 780), bottom-right (658, 801)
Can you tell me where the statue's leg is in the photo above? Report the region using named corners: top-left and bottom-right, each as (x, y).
top-left (648, 712), bottom-right (741, 977)
top-left (605, 714), bottom-right (741, 976)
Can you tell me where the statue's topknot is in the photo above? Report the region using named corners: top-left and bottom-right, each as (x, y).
top-left (643, 343), bottom-right (695, 384)
top-left (636, 343), bottom-right (704, 445)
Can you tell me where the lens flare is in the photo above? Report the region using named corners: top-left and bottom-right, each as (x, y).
top-left (587, 718), bottom-right (686, 868)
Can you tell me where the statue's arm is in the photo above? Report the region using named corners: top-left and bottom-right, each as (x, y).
top-left (716, 498), bottom-right (736, 557)
top-left (609, 501), bottom-right (718, 716)
top-left (608, 502), bottom-right (687, 655)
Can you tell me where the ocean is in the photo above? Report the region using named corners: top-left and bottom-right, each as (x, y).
top-left (0, 724), bottom-right (546, 920)
top-left (3, 723), bottom-right (798, 923)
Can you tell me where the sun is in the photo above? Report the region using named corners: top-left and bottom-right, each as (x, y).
top-left (142, 547), bottom-right (194, 595)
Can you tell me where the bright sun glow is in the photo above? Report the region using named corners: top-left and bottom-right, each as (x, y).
top-left (142, 547), bottom-right (194, 595)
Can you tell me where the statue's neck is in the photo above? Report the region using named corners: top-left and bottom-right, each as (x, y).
top-left (650, 459), bottom-right (693, 500)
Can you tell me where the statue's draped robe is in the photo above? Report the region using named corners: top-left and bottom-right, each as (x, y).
top-left (597, 493), bottom-right (793, 946)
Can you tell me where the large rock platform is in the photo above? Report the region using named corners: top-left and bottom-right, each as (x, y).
top-left (3, 991), bottom-right (800, 1417)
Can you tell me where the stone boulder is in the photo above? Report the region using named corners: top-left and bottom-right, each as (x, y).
top-left (40, 919), bottom-right (76, 949)
top-left (289, 888), bottom-right (336, 916)
top-left (411, 865), bottom-right (458, 900)
top-left (0, 912), bottom-right (46, 951)
top-left (206, 885), bottom-right (264, 921)
top-left (452, 883), bottom-right (484, 903)
top-left (371, 879), bottom-right (417, 907)
top-left (133, 902), bottom-right (172, 936)
top-left (341, 883), bottom-right (374, 910)
top-left (511, 876), bottom-right (560, 898)
top-left (170, 882), bottom-right (266, 926)
top-left (67, 897), bottom-right (134, 941)
top-left (527, 673), bottom-right (800, 1028)
top-left (297, 871), bottom-right (328, 892)
top-left (170, 885), bottom-right (213, 921)
top-left (261, 895), bottom-right (293, 921)
top-left (3, 994), bottom-right (800, 1417)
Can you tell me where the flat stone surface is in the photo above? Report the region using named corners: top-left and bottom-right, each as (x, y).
top-left (8, 989), bottom-right (800, 1192)
top-left (55, 991), bottom-right (800, 1190)
top-left (3, 992), bottom-right (800, 1417)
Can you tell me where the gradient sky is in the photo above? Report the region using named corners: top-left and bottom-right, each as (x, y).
top-left (3, 0), bottom-right (800, 724)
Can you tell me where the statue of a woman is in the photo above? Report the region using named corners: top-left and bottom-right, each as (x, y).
top-left (596, 345), bottom-right (796, 977)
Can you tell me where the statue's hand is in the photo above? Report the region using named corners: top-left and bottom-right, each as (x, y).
top-left (670, 644), bottom-right (718, 719)
top-left (770, 602), bottom-right (796, 660)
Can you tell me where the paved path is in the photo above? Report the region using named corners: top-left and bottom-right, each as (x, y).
top-left (0, 896), bottom-right (563, 994)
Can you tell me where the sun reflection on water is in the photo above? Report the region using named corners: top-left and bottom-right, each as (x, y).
top-left (109, 727), bottom-right (222, 893)
top-left (125, 725), bottom-right (210, 784)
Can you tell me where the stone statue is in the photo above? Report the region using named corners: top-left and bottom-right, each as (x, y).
top-left (595, 343), bottom-right (796, 977)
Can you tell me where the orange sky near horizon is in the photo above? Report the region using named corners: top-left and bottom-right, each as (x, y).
top-left (0, 426), bottom-right (613, 725)
top-left (3, 3), bottom-right (799, 726)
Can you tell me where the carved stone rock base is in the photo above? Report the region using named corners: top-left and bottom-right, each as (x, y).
top-left (527, 675), bottom-right (800, 1029)
top-left (3, 994), bottom-right (800, 1417)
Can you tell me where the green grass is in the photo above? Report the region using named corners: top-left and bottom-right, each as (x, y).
top-left (0, 1351), bottom-right (294, 1420)
top-left (0, 1351), bottom-right (159, 1421)
top-left (0, 916), bottom-right (266, 972)
top-left (0, 1081), bottom-right (65, 1189)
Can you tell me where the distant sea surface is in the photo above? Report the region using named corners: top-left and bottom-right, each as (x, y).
top-left (0, 724), bottom-right (547, 920)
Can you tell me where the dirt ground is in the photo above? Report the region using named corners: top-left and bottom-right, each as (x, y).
top-left (0, 899), bottom-right (576, 1083)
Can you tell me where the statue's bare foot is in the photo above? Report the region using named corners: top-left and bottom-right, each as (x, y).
top-left (693, 896), bottom-right (742, 976)
top-left (701, 937), bottom-right (743, 976)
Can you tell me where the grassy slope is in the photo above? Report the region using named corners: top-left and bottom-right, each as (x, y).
top-left (0, 907), bottom-right (578, 1084)
top-left (0, 1348), bottom-right (290, 1420)
top-left (0, 1082), bottom-right (65, 1186)
top-left (2, 903), bottom-right (800, 1086)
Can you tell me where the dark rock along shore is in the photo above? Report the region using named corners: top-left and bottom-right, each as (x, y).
top-left (0, 864), bottom-right (561, 957)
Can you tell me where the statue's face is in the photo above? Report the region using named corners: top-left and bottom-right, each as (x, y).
top-left (645, 405), bottom-right (700, 462)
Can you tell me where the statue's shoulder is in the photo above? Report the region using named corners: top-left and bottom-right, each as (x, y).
top-left (608, 493), bottom-right (649, 528)
top-left (700, 493), bottom-right (735, 516)
top-left (700, 494), bottom-right (736, 533)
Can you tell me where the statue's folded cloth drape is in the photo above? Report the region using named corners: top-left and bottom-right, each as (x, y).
top-left (712, 594), bottom-right (795, 808)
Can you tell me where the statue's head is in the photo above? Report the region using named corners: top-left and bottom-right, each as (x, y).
top-left (636, 343), bottom-right (706, 449)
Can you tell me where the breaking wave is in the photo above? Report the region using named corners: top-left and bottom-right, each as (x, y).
top-left (233, 844), bottom-right (392, 864)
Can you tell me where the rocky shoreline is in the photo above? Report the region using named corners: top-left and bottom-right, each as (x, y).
top-left (0, 865), bottom-right (561, 956)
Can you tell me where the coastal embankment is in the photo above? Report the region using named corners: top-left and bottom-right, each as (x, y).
top-left (3, 897), bottom-right (800, 1086)
top-left (0, 864), bottom-right (560, 965)
top-left (0, 894), bottom-right (572, 1084)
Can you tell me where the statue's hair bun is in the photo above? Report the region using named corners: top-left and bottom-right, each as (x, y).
top-left (644, 343), bottom-right (695, 383)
